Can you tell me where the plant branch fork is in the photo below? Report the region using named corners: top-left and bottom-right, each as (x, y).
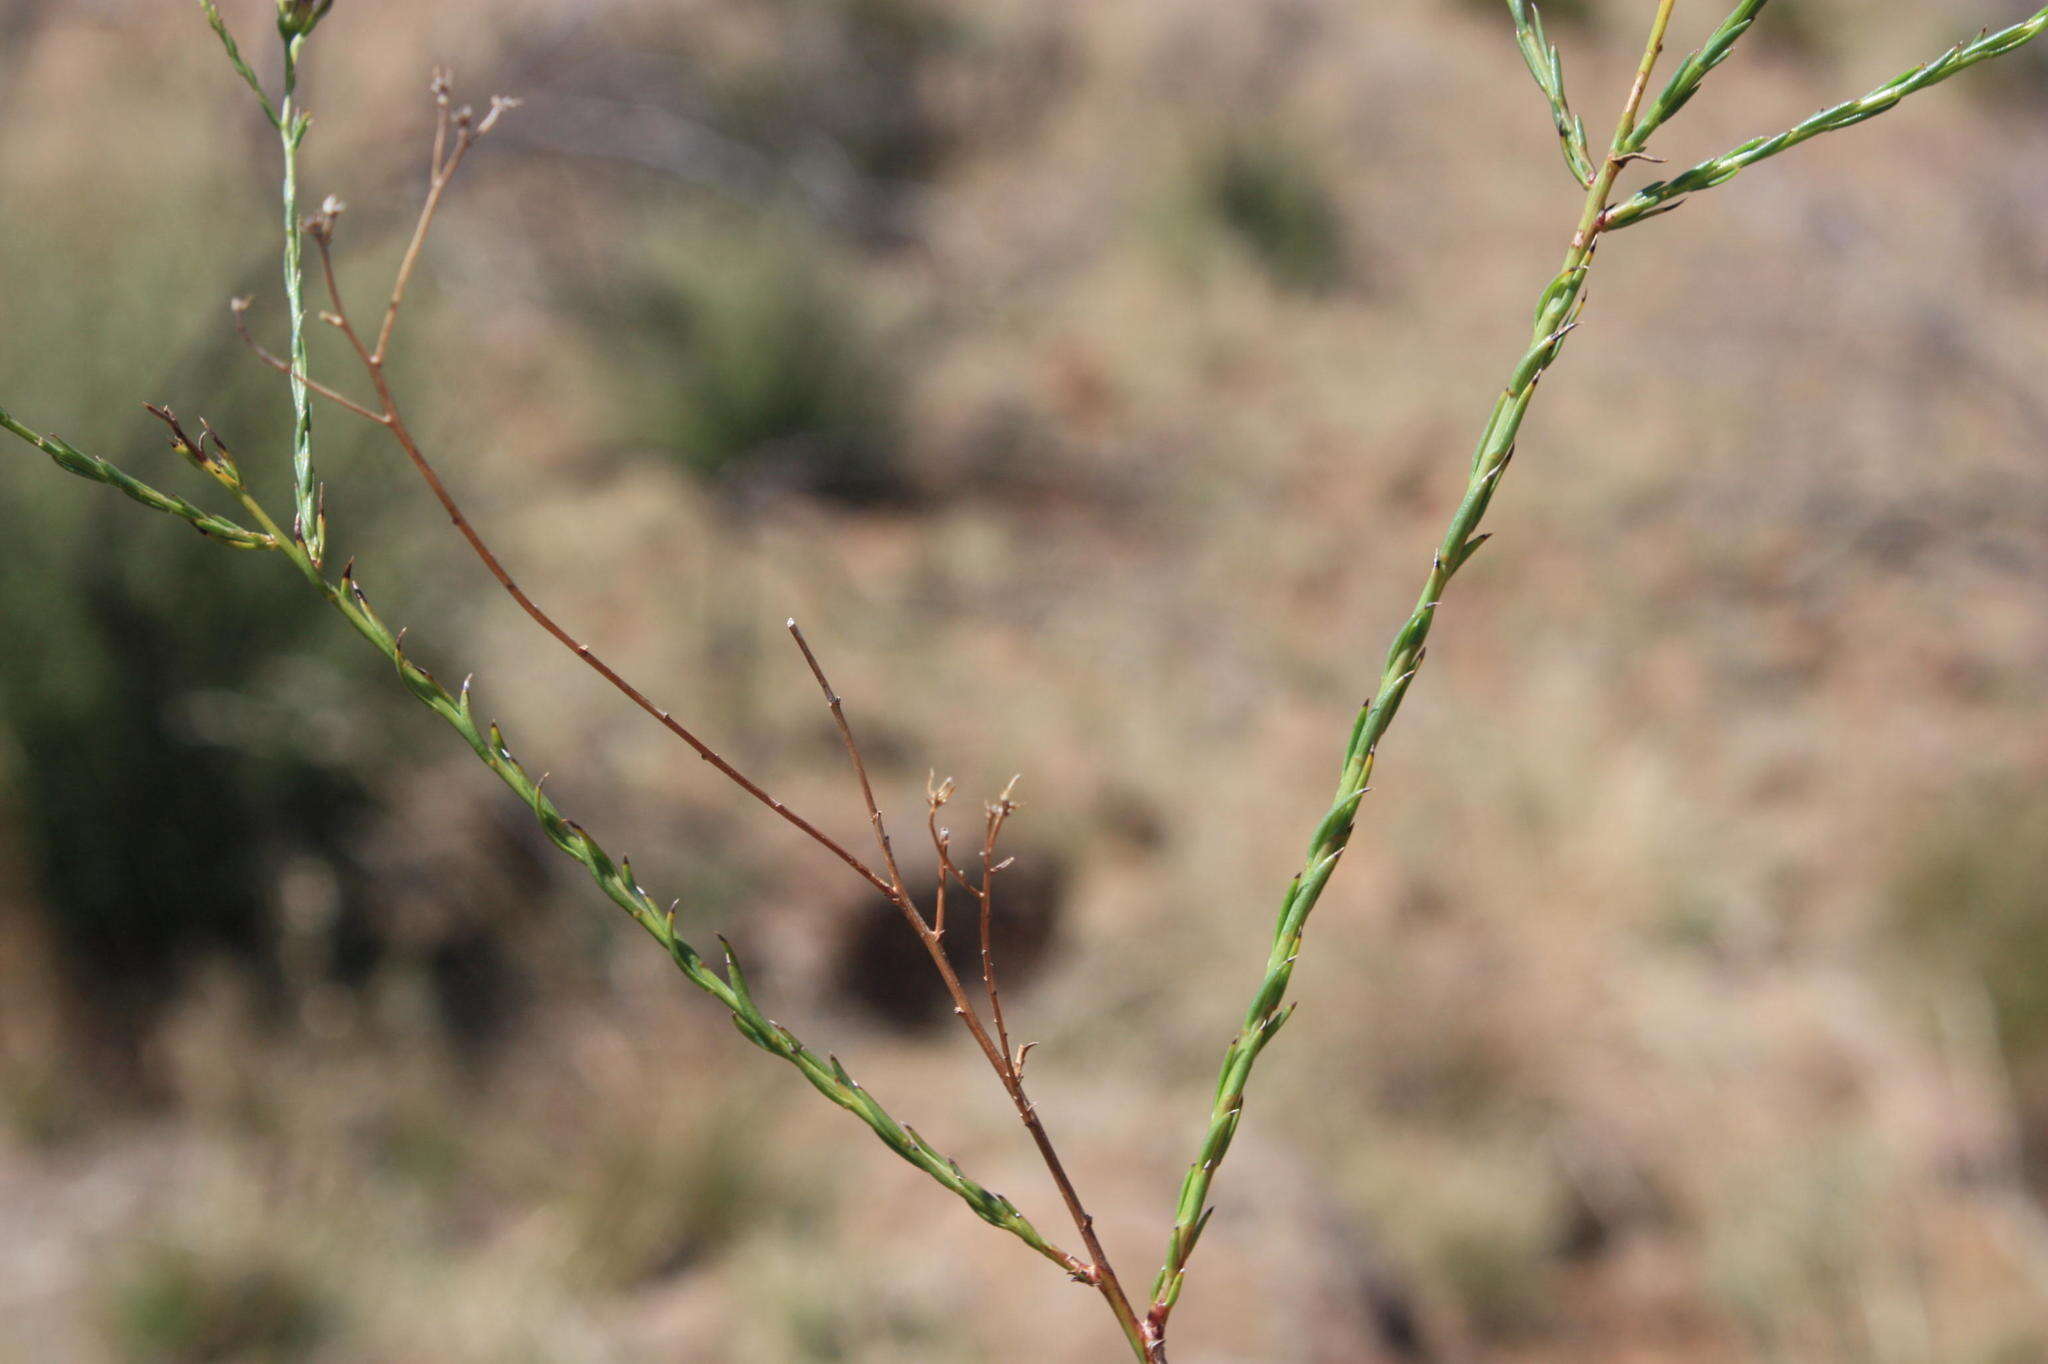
top-left (241, 59), bottom-right (1154, 1360)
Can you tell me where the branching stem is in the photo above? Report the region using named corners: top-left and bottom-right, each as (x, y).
top-left (1145, 0), bottom-right (1679, 1345)
top-left (241, 81), bottom-right (904, 909)
top-left (788, 625), bottom-right (1151, 1360)
top-left (174, 466), bottom-right (1084, 1275)
top-left (267, 73), bottom-right (1152, 1355)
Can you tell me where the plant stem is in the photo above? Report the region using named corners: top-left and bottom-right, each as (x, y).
top-left (1145, 0), bottom-right (1680, 1344)
top-left (279, 91), bottom-right (1149, 1348)
top-left (787, 626), bottom-right (1150, 1360)
top-left (278, 35), bottom-right (320, 563)
top-left (205, 59), bottom-right (1095, 1281)
top-left (194, 475), bottom-right (1084, 1272)
top-left (976, 786), bottom-right (1021, 1079)
top-left (1608, 3), bottom-right (2048, 229)
top-left (0, 404), bottom-right (273, 547)
top-left (263, 123), bottom-right (907, 907)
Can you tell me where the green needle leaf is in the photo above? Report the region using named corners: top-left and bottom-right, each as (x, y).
top-left (1506, 1), bottom-right (1597, 187)
top-left (197, 0), bottom-right (280, 126)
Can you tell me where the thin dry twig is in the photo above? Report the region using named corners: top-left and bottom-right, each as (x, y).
top-left (926, 773), bottom-right (1025, 1073)
top-left (788, 619), bottom-right (908, 897)
top-left (231, 294), bottom-right (384, 422)
top-left (925, 773), bottom-right (957, 938)
top-left (374, 74), bottom-right (518, 365)
top-left (785, 623), bottom-right (1150, 1355)
top-left (232, 75), bottom-right (903, 906)
top-left (979, 777), bottom-right (1022, 1072)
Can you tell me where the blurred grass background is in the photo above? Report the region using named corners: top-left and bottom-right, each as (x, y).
top-left (3, 0), bottom-right (2048, 1359)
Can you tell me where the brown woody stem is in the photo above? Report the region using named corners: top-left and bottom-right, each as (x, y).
top-left (788, 626), bottom-right (1151, 1360)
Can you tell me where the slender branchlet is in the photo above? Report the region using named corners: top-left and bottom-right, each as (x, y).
top-left (1146, 0), bottom-right (2048, 1343)
top-left (926, 773), bottom-right (957, 938)
top-left (789, 622), bottom-right (1151, 1357)
top-left (277, 13), bottom-right (320, 562)
top-left (923, 773), bottom-right (1026, 1075)
top-left (198, 0), bottom-right (278, 123)
top-left (1146, 0), bottom-right (1683, 1333)
top-left (1610, 4), bottom-right (2048, 229)
top-left (21, 17), bottom-right (1096, 1306)
top-left (977, 777), bottom-right (1024, 1074)
top-left (787, 619), bottom-right (908, 897)
top-left (224, 57), bottom-right (1140, 1333)
top-left (270, 88), bottom-right (1148, 1350)
top-left (1625, 0), bottom-right (1770, 153)
top-left (18, 390), bottom-right (1069, 1264)
top-left (0, 403), bottom-right (271, 548)
top-left (196, 0), bottom-right (337, 561)
top-left (1506, 1), bottom-right (1596, 187)
top-left (233, 77), bottom-right (909, 908)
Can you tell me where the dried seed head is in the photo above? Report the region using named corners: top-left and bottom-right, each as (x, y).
top-left (476, 95), bottom-right (522, 137)
top-left (303, 194), bottom-right (345, 244)
top-left (142, 403), bottom-right (196, 459)
top-left (195, 419), bottom-right (244, 488)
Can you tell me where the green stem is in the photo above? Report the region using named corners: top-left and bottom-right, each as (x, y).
top-left (215, 484), bottom-right (1083, 1273)
top-left (1506, 1), bottom-right (1596, 187)
top-left (279, 36), bottom-right (321, 564)
top-left (1626, 0), bottom-right (1770, 153)
top-left (198, 0), bottom-right (279, 123)
top-left (231, 10), bottom-right (1092, 1313)
top-left (0, 404), bottom-right (272, 548)
top-left (0, 386), bottom-right (1086, 1275)
top-left (1608, 4), bottom-right (2048, 229)
top-left (1146, 0), bottom-right (1680, 1334)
